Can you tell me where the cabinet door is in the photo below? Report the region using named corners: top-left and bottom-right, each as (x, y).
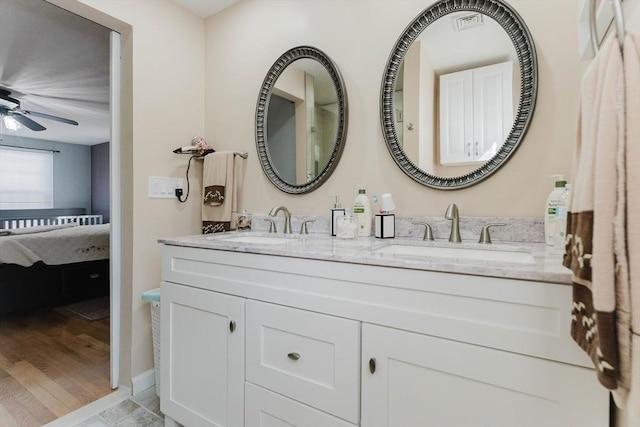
top-left (161, 282), bottom-right (245, 427)
top-left (439, 61), bottom-right (514, 165)
top-left (473, 61), bottom-right (513, 161)
top-left (439, 69), bottom-right (474, 165)
top-left (361, 324), bottom-right (608, 427)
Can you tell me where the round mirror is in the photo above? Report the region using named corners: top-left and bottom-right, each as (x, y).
top-left (256, 46), bottom-right (348, 194)
top-left (381, 0), bottom-right (537, 190)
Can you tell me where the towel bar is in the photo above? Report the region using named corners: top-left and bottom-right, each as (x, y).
top-left (193, 151), bottom-right (248, 159)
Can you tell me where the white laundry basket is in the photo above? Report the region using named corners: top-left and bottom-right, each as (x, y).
top-left (142, 288), bottom-right (161, 397)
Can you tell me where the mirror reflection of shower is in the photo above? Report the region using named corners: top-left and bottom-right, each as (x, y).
top-left (266, 59), bottom-right (339, 186)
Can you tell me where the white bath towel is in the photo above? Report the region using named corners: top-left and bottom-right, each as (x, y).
top-left (621, 31), bottom-right (640, 421)
top-left (564, 31), bottom-right (640, 420)
top-left (563, 33), bottom-right (626, 394)
top-left (202, 152), bottom-right (238, 234)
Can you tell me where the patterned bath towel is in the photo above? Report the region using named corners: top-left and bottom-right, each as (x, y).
top-left (564, 31), bottom-right (640, 420)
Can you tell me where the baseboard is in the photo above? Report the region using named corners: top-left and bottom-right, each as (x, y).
top-left (131, 368), bottom-right (156, 395)
top-left (43, 386), bottom-right (130, 427)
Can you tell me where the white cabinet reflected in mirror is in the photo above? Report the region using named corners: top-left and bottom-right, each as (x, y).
top-left (381, 0), bottom-right (538, 190)
top-left (256, 46), bottom-right (348, 194)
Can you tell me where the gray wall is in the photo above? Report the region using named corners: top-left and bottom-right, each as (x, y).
top-left (267, 95), bottom-right (296, 184)
top-left (91, 142), bottom-right (110, 223)
top-left (1, 135), bottom-right (92, 213)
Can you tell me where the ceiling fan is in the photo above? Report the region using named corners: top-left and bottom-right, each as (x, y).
top-left (0, 88), bottom-right (78, 131)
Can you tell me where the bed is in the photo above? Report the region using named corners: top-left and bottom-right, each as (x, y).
top-left (0, 215), bottom-right (110, 315)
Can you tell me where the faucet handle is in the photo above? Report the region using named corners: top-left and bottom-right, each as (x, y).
top-left (299, 219), bottom-right (316, 235)
top-left (413, 222), bottom-right (434, 241)
top-left (478, 223), bottom-right (506, 244)
top-left (264, 218), bottom-right (277, 233)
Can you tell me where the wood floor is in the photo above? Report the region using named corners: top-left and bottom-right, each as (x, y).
top-left (0, 309), bottom-right (111, 426)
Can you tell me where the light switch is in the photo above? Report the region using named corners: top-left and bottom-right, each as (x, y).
top-left (149, 176), bottom-right (183, 199)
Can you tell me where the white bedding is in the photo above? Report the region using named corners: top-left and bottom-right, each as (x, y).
top-left (0, 224), bottom-right (110, 267)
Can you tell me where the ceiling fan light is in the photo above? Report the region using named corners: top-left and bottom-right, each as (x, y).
top-left (2, 115), bottom-right (22, 131)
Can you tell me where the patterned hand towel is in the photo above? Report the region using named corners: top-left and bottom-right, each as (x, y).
top-left (202, 152), bottom-right (236, 234)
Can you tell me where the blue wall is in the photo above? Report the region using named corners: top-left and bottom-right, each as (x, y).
top-left (91, 142), bottom-right (110, 222)
top-left (1, 135), bottom-right (92, 214)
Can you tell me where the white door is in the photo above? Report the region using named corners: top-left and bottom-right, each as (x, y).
top-left (361, 323), bottom-right (608, 427)
top-left (161, 282), bottom-right (245, 427)
top-left (439, 69), bottom-right (473, 165)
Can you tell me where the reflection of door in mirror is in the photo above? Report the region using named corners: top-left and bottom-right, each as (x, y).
top-left (267, 59), bottom-right (338, 186)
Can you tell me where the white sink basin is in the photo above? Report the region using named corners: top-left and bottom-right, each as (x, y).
top-left (375, 244), bottom-right (535, 264)
top-left (218, 235), bottom-right (296, 245)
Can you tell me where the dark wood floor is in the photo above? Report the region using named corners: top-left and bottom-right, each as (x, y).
top-left (0, 309), bottom-right (111, 426)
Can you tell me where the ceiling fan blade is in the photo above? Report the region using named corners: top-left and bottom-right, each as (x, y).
top-left (10, 112), bottom-right (46, 131)
top-left (21, 110), bottom-right (79, 126)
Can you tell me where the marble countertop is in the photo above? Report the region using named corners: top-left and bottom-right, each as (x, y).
top-left (159, 230), bottom-right (573, 285)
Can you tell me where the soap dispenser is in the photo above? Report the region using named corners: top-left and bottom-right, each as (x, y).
top-left (545, 175), bottom-right (567, 245)
top-left (330, 195), bottom-right (346, 237)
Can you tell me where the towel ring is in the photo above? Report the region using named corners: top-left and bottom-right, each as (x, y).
top-left (590, 0), bottom-right (625, 54)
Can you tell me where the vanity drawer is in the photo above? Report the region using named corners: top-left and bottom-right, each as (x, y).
top-left (245, 382), bottom-right (356, 427)
top-left (246, 300), bottom-right (360, 424)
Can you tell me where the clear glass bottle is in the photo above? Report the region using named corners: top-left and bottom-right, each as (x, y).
top-left (336, 209), bottom-right (357, 239)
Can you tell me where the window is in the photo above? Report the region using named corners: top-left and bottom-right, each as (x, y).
top-left (0, 147), bottom-right (53, 209)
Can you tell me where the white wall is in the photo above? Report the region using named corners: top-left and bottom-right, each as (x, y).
top-left (204, 0), bottom-right (582, 218)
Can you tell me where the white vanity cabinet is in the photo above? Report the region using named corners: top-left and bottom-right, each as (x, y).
top-left (160, 244), bottom-right (609, 427)
top-left (160, 282), bottom-right (245, 427)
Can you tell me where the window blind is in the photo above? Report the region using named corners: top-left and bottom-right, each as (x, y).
top-left (0, 147), bottom-right (54, 209)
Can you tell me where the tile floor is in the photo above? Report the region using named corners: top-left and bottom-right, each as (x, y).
top-left (71, 386), bottom-right (163, 427)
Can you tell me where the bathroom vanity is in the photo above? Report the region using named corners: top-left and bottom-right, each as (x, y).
top-left (159, 232), bottom-right (608, 427)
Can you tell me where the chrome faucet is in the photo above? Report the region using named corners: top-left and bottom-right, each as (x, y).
top-left (444, 203), bottom-right (461, 243)
top-left (268, 205), bottom-right (292, 234)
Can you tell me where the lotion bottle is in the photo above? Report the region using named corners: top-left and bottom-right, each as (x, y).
top-left (353, 186), bottom-right (372, 237)
top-left (545, 175), bottom-right (567, 245)
top-left (330, 195), bottom-right (346, 237)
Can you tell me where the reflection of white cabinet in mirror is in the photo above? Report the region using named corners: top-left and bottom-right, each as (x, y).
top-left (439, 61), bottom-right (513, 167)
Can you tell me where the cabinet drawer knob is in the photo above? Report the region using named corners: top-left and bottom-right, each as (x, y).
top-left (369, 357), bottom-right (376, 374)
top-left (287, 352), bottom-right (301, 361)
top-left (229, 320), bottom-right (236, 333)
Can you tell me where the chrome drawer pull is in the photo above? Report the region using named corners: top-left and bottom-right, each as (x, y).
top-left (229, 320), bottom-right (236, 333)
top-left (287, 352), bottom-right (300, 361)
top-left (369, 357), bottom-right (376, 374)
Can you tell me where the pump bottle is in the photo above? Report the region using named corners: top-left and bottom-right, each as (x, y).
top-left (545, 175), bottom-right (567, 245)
top-left (353, 186), bottom-right (372, 237)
